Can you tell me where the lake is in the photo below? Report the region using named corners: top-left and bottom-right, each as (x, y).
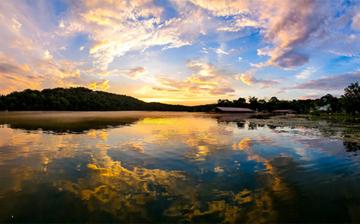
top-left (0, 111), bottom-right (359, 223)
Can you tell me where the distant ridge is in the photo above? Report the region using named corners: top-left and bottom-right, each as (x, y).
top-left (0, 87), bottom-right (202, 111)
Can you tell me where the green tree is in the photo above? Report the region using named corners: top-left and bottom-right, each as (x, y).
top-left (341, 82), bottom-right (360, 114)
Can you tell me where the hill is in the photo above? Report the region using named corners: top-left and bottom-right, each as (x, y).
top-left (0, 87), bottom-right (192, 111)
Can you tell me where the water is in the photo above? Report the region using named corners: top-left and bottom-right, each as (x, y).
top-left (0, 111), bottom-right (359, 223)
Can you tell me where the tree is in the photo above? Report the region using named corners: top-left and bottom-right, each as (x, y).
top-left (268, 96), bottom-right (280, 111)
top-left (269, 97), bottom-right (279, 104)
top-left (0, 87), bottom-right (190, 111)
top-left (248, 96), bottom-right (259, 111)
top-left (233, 97), bottom-right (247, 107)
top-left (319, 94), bottom-right (340, 112)
top-left (341, 82), bottom-right (360, 114)
top-left (218, 99), bottom-right (232, 106)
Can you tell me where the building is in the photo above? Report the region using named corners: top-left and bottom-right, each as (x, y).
top-left (317, 104), bottom-right (331, 112)
top-left (215, 107), bottom-right (255, 113)
top-left (272, 109), bottom-right (296, 114)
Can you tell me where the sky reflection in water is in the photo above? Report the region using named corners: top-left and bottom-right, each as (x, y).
top-left (0, 112), bottom-right (359, 223)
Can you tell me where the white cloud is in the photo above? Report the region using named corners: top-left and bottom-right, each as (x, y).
top-left (59, 0), bottom-right (209, 70)
top-left (215, 48), bottom-right (229, 55)
top-left (296, 67), bottom-right (316, 80)
top-left (43, 50), bottom-right (53, 60)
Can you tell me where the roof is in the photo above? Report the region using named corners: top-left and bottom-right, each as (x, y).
top-left (273, 109), bottom-right (296, 113)
top-left (216, 107), bottom-right (254, 112)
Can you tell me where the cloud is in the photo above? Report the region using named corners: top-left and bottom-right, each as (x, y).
top-left (127, 67), bottom-right (145, 79)
top-left (87, 80), bottom-right (110, 91)
top-left (293, 72), bottom-right (360, 90)
top-left (60, 0), bottom-right (209, 69)
top-left (215, 48), bottom-right (229, 55)
top-left (235, 73), bottom-right (278, 88)
top-left (191, 0), bottom-right (333, 68)
top-left (200, 46), bottom-right (234, 56)
top-left (210, 87), bottom-right (235, 95)
top-left (352, 13), bottom-right (360, 30)
top-left (135, 60), bottom-right (235, 102)
top-left (0, 51), bottom-right (101, 95)
top-left (43, 50), bottom-right (53, 60)
top-left (0, 56), bottom-right (42, 94)
top-left (0, 2), bottom-right (114, 94)
top-left (299, 93), bottom-right (325, 100)
top-left (103, 66), bottom-right (146, 80)
top-left (189, 0), bottom-right (250, 16)
top-left (0, 62), bottom-right (29, 74)
top-left (295, 67), bottom-right (316, 80)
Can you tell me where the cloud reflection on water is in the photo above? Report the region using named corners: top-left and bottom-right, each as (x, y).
top-left (0, 112), bottom-right (359, 222)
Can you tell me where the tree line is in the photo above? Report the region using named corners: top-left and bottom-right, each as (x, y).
top-left (217, 82), bottom-right (359, 114)
top-left (0, 87), bottom-right (190, 111)
top-left (0, 82), bottom-right (359, 114)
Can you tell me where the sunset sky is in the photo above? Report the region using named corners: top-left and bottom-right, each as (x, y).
top-left (0, 0), bottom-right (360, 105)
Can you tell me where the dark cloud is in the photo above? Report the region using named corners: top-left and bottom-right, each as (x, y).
top-left (273, 51), bottom-right (309, 68)
top-left (294, 72), bottom-right (360, 90)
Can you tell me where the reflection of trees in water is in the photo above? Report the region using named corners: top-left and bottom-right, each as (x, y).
top-left (236, 122), bottom-right (245, 129)
top-left (248, 122), bottom-right (257, 130)
top-left (267, 124), bottom-right (277, 129)
top-left (344, 141), bottom-right (360, 152)
top-left (257, 123), bottom-right (265, 128)
top-left (0, 117), bottom-right (140, 133)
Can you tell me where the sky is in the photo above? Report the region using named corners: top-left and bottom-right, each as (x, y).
top-left (0, 0), bottom-right (360, 105)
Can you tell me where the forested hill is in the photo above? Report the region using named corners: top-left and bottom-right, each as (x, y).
top-left (0, 87), bottom-right (191, 111)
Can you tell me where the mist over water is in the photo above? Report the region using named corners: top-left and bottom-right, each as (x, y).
top-left (0, 112), bottom-right (359, 223)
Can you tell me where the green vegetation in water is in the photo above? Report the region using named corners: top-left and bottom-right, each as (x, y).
top-left (248, 114), bottom-right (360, 145)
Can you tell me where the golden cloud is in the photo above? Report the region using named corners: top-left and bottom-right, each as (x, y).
top-left (87, 79), bottom-right (110, 91)
top-left (134, 60), bottom-right (235, 103)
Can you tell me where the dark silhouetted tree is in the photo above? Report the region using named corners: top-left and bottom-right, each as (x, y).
top-left (341, 82), bottom-right (360, 114)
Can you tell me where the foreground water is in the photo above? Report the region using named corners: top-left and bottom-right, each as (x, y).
top-left (0, 111), bottom-right (359, 223)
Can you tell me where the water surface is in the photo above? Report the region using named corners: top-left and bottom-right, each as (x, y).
top-left (0, 111), bottom-right (359, 223)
